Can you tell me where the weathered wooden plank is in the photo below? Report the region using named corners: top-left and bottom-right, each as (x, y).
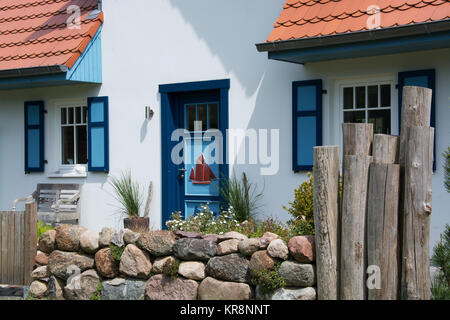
top-left (373, 134), bottom-right (399, 164)
top-left (313, 146), bottom-right (340, 300)
top-left (8, 211), bottom-right (15, 285)
top-left (367, 163), bottom-right (400, 300)
top-left (1, 213), bottom-right (8, 284)
top-left (340, 155), bottom-right (372, 300)
top-left (401, 126), bottom-right (434, 300)
top-left (14, 212), bottom-right (23, 285)
top-left (23, 203), bottom-right (37, 286)
top-left (342, 123), bottom-right (374, 156)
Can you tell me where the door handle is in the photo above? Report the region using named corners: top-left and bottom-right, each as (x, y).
top-left (178, 168), bottom-right (187, 179)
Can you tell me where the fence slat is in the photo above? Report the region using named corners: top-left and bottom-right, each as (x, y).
top-left (23, 203), bottom-right (37, 285)
top-left (14, 212), bottom-right (23, 285)
top-left (8, 211), bottom-right (15, 285)
top-left (1, 213), bottom-right (8, 284)
top-left (0, 214), bottom-right (3, 283)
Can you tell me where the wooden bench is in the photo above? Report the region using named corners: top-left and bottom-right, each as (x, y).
top-left (13, 184), bottom-right (81, 225)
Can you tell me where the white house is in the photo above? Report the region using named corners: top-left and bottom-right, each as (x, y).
top-left (0, 0), bottom-right (448, 249)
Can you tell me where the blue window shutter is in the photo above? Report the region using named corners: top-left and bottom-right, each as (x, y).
top-left (24, 101), bottom-right (45, 172)
top-left (292, 79), bottom-right (323, 171)
top-left (88, 96), bottom-right (109, 172)
top-left (398, 69), bottom-right (436, 170)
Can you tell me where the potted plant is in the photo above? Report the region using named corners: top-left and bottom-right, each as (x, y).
top-left (109, 170), bottom-right (153, 232)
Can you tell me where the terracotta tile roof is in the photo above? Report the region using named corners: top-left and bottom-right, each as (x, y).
top-left (0, 0), bottom-right (103, 71)
top-left (266, 0), bottom-right (450, 42)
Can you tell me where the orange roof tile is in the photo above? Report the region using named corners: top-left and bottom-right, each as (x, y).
top-left (266, 0), bottom-right (450, 42)
top-left (0, 0), bottom-right (103, 71)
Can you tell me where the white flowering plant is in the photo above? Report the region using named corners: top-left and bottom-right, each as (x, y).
top-left (165, 204), bottom-right (244, 235)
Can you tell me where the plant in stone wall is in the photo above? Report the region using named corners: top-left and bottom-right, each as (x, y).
top-left (250, 262), bottom-right (286, 294)
top-left (109, 243), bottom-right (125, 263)
top-left (90, 283), bottom-right (102, 300)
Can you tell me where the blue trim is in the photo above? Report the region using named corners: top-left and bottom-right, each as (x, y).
top-left (292, 79), bottom-right (323, 172)
top-left (269, 31), bottom-right (450, 64)
top-left (160, 79), bottom-right (230, 229)
top-left (87, 96), bottom-right (109, 172)
top-left (0, 27), bottom-right (103, 90)
top-left (398, 69), bottom-right (436, 171)
top-left (159, 79), bottom-right (230, 93)
top-left (24, 101), bottom-right (45, 172)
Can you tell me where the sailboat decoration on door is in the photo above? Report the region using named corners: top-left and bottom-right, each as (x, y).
top-left (189, 154), bottom-right (216, 185)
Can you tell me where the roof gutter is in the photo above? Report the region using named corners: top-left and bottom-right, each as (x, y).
top-left (256, 20), bottom-right (450, 53)
top-left (0, 65), bottom-right (68, 79)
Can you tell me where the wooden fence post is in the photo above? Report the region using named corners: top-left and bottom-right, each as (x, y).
top-left (23, 202), bottom-right (37, 285)
top-left (340, 123), bottom-right (373, 300)
top-left (367, 162), bottom-right (400, 300)
top-left (373, 134), bottom-right (399, 164)
top-left (401, 126), bottom-right (434, 300)
top-left (313, 146), bottom-right (340, 300)
top-left (342, 123), bottom-right (373, 156)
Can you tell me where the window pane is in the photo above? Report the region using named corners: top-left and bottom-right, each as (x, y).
top-left (355, 87), bottom-right (366, 109)
top-left (186, 105), bottom-right (195, 131)
top-left (68, 107), bottom-right (74, 124)
top-left (344, 111), bottom-right (366, 124)
top-left (209, 103), bottom-right (218, 129)
top-left (197, 104), bottom-right (207, 131)
top-left (83, 106), bottom-right (88, 123)
top-left (297, 85), bottom-right (317, 111)
top-left (62, 126), bottom-right (75, 164)
top-left (76, 125), bottom-right (88, 164)
top-left (61, 108), bottom-right (67, 125)
top-left (369, 109), bottom-right (391, 134)
top-left (381, 85), bottom-right (391, 107)
top-left (343, 87), bottom-right (354, 109)
top-left (368, 85), bottom-right (378, 108)
top-left (76, 107), bottom-right (82, 124)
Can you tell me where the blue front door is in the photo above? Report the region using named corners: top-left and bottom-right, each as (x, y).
top-left (160, 80), bottom-right (230, 228)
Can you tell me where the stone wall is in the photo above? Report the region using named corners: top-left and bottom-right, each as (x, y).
top-left (30, 225), bottom-right (317, 300)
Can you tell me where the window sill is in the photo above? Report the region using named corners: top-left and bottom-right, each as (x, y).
top-left (47, 168), bottom-right (87, 178)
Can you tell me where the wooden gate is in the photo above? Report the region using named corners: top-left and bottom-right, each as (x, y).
top-left (0, 202), bottom-right (37, 285)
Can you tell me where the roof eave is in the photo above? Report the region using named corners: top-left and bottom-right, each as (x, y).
top-left (256, 20), bottom-right (450, 53)
top-left (0, 65), bottom-right (69, 79)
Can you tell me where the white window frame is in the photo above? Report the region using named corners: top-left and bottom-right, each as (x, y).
top-left (47, 98), bottom-right (88, 178)
top-left (334, 76), bottom-right (398, 150)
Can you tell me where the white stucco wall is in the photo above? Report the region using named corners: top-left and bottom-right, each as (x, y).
top-left (0, 0), bottom-right (448, 248)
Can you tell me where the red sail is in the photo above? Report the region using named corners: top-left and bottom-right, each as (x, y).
top-left (189, 154), bottom-right (216, 185)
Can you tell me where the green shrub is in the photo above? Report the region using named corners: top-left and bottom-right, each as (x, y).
top-left (37, 221), bottom-right (54, 242)
top-left (218, 172), bottom-right (264, 222)
top-left (238, 218), bottom-right (291, 243)
top-left (108, 170), bottom-right (143, 218)
top-left (250, 262), bottom-right (286, 294)
top-left (109, 244), bottom-right (125, 262)
top-left (431, 224), bottom-right (450, 300)
top-left (283, 172), bottom-right (315, 236)
top-left (444, 147), bottom-right (450, 193)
